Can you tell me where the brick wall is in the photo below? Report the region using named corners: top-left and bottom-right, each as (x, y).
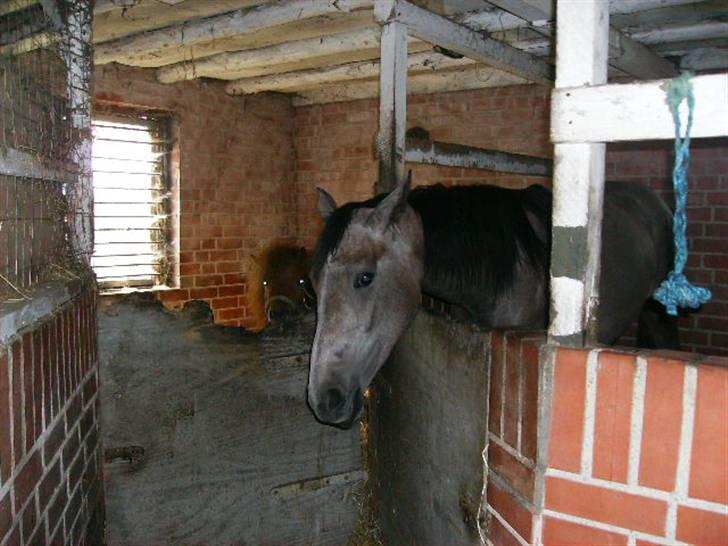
top-left (293, 86), bottom-right (726, 354)
top-left (0, 286), bottom-right (104, 545)
top-left (94, 64), bottom-right (297, 329)
top-left (92, 68), bottom-right (726, 349)
top-left (484, 336), bottom-right (728, 545)
top-left (607, 140), bottom-right (728, 356)
top-left (294, 85), bottom-right (551, 250)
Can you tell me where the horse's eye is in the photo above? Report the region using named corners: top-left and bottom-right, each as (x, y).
top-left (354, 271), bottom-right (375, 289)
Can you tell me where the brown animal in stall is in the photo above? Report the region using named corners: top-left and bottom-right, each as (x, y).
top-left (247, 241), bottom-right (313, 332)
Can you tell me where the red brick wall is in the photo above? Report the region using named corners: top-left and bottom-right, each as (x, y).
top-left (92, 68), bottom-right (725, 349)
top-left (294, 85), bottom-right (551, 250)
top-left (94, 64), bottom-right (297, 329)
top-left (607, 140), bottom-right (728, 356)
top-left (293, 86), bottom-right (726, 354)
top-left (484, 338), bottom-right (728, 545)
top-left (0, 286), bottom-right (104, 544)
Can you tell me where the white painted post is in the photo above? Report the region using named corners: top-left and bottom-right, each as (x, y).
top-left (548, 0), bottom-right (609, 346)
top-left (375, 18), bottom-right (408, 193)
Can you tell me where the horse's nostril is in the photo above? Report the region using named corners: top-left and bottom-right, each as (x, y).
top-left (322, 387), bottom-right (345, 413)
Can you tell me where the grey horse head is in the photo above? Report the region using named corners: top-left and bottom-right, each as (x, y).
top-left (307, 175), bottom-right (424, 428)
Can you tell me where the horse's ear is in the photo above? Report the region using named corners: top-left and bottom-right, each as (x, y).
top-left (317, 188), bottom-right (338, 220)
top-left (367, 171), bottom-right (412, 230)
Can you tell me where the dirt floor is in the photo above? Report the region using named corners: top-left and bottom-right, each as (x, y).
top-left (98, 294), bottom-right (363, 545)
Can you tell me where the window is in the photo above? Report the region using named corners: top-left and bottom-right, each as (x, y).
top-left (91, 110), bottom-right (176, 289)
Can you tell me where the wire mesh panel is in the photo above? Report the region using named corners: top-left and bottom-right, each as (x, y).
top-left (0, 0), bottom-right (93, 302)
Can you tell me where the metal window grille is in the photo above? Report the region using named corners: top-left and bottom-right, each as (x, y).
top-left (1, 1), bottom-right (93, 303)
top-left (91, 111), bottom-right (173, 289)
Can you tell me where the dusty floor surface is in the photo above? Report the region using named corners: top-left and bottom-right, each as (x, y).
top-left (98, 295), bottom-right (363, 545)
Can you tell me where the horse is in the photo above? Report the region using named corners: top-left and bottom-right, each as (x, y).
top-left (247, 241), bottom-right (313, 332)
top-left (306, 174), bottom-right (679, 428)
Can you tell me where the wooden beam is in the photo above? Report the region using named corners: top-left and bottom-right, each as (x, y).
top-left (225, 49), bottom-right (476, 95)
top-left (629, 21), bottom-right (728, 46)
top-left (486, 0), bottom-right (553, 23)
top-left (0, 31), bottom-right (58, 55)
top-left (0, 0), bottom-right (36, 17)
top-left (374, 0), bottom-right (553, 85)
top-left (94, 0), bottom-right (141, 16)
top-left (291, 65), bottom-right (527, 105)
top-left (0, 148), bottom-right (77, 184)
top-left (405, 130), bottom-right (552, 176)
top-left (376, 20), bottom-right (408, 193)
top-left (489, 0), bottom-right (677, 79)
top-left (94, 0), bottom-right (373, 65)
top-left (611, 0), bottom-right (728, 32)
top-left (548, 0), bottom-right (609, 347)
top-left (552, 73), bottom-right (728, 144)
top-left (158, 27), bottom-right (384, 84)
top-left (64, 0), bottom-right (94, 262)
top-left (93, 1), bottom-right (264, 43)
top-left (607, 26), bottom-right (678, 79)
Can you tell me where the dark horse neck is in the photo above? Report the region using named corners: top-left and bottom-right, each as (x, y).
top-left (409, 184), bottom-right (552, 327)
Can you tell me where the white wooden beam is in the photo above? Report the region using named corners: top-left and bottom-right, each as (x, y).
top-left (374, 0), bottom-right (553, 85)
top-left (548, 0), bottom-right (609, 347)
top-left (490, 0), bottom-right (677, 79)
top-left (405, 131), bottom-right (552, 176)
top-left (606, 26), bottom-right (678, 79)
top-left (376, 21), bottom-right (409, 193)
top-left (552, 73), bottom-right (728, 143)
top-left (94, 0), bottom-right (373, 65)
top-left (94, 0), bottom-right (140, 16)
top-left (158, 27), bottom-right (384, 84)
top-left (611, 0), bottom-right (728, 32)
top-left (291, 65), bottom-right (526, 105)
top-left (486, 0), bottom-right (553, 23)
top-left (224, 49), bottom-right (476, 95)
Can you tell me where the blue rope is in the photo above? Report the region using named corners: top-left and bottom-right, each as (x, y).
top-left (653, 72), bottom-right (712, 316)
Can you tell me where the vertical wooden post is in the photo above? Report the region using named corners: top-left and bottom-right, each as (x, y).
top-left (64, 0), bottom-right (94, 265)
top-left (548, 0), bottom-right (609, 346)
top-left (375, 19), bottom-right (408, 194)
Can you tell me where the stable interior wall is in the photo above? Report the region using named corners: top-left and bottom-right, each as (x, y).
top-left (93, 67), bottom-right (727, 354)
top-left (485, 336), bottom-right (727, 545)
top-left (0, 284), bottom-right (104, 544)
top-left (94, 64), bottom-right (297, 330)
top-left (292, 85), bottom-right (727, 356)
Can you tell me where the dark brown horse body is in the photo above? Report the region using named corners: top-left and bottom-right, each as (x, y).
top-left (307, 176), bottom-right (678, 428)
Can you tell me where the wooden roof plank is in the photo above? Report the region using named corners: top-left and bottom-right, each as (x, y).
top-left (374, 0), bottom-right (553, 85)
top-left (292, 65), bottom-right (527, 105)
top-left (488, 0), bottom-right (677, 78)
top-left (158, 26), bottom-right (383, 83)
top-left (94, 0), bottom-right (373, 65)
top-left (224, 48), bottom-right (476, 94)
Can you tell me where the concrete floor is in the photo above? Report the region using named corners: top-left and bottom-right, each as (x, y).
top-left (98, 294), bottom-right (363, 545)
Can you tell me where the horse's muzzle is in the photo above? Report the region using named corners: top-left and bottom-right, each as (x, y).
top-left (310, 385), bottom-right (363, 430)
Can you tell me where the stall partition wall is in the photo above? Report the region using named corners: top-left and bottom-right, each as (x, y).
top-left (0, 2), bottom-right (103, 544)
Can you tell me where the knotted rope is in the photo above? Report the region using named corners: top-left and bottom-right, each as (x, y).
top-left (653, 72), bottom-right (712, 315)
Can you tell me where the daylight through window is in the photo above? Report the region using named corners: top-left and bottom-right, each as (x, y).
top-left (91, 112), bottom-right (173, 289)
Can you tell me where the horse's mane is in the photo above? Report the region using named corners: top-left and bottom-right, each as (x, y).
top-left (312, 184), bottom-right (552, 297)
